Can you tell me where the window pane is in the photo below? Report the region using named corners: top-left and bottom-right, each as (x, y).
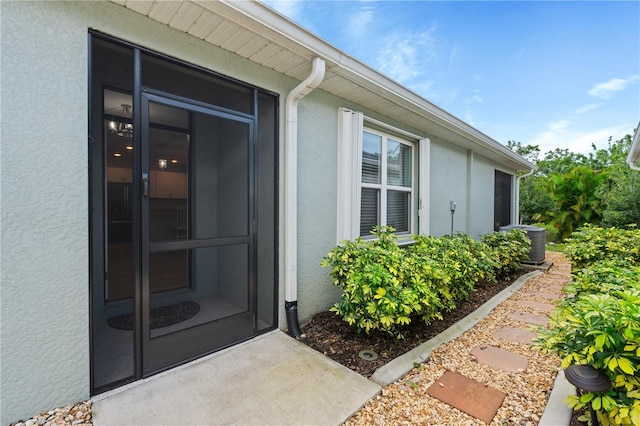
top-left (142, 53), bottom-right (252, 114)
top-left (362, 132), bottom-right (381, 184)
top-left (387, 139), bottom-right (412, 187)
top-left (360, 188), bottom-right (379, 236)
top-left (387, 190), bottom-right (409, 233)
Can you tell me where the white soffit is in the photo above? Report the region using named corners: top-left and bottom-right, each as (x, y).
top-left (110, 0), bottom-right (534, 172)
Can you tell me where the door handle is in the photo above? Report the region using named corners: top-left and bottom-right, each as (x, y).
top-left (142, 173), bottom-right (149, 198)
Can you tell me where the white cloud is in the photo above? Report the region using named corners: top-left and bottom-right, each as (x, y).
top-left (530, 122), bottom-right (633, 154)
top-left (261, 0), bottom-right (303, 20)
top-left (588, 75), bottom-right (639, 99)
top-left (375, 27), bottom-right (439, 84)
top-left (345, 5), bottom-right (375, 40)
top-left (548, 120), bottom-right (570, 131)
top-left (575, 103), bottom-right (600, 114)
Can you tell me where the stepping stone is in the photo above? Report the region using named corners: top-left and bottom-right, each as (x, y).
top-left (426, 371), bottom-right (506, 424)
top-left (494, 326), bottom-right (537, 344)
top-left (508, 311), bottom-right (549, 326)
top-left (470, 345), bottom-right (529, 373)
top-left (532, 291), bottom-right (561, 301)
top-left (520, 300), bottom-right (555, 314)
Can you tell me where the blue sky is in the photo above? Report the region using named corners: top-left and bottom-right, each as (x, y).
top-left (263, 0), bottom-right (639, 156)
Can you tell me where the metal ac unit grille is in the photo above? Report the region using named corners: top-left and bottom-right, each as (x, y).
top-left (499, 224), bottom-right (546, 265)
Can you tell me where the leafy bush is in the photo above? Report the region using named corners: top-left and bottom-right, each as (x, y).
top-left (564, 225), bottom-right (640, 270)
top-left (321, 227), bottom-right (437, 337)
top-left (481, 229), bottom-right (531, 278)
top-left (407, 234), bottom-right (497, 312)
top-left (536, 226), bottom-right (640, 425)
top-left (322, 227), bottom-right (527, 338)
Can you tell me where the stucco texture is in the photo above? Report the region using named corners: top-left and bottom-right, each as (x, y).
top-left (0, 1), bottom-right (296, 423)
top-left (1, 2), bottom-right (90, 423)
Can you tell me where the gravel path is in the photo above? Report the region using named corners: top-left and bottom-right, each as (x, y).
top-left (344, 251), bottom-right (569, 425)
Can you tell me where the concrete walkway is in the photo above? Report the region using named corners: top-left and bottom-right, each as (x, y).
top-left (92, 331), bottom-right (380, 425)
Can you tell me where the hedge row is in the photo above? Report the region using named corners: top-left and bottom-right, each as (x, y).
top-left (321, 226), bottom-right (530, 338)
top-left (536, 226), bottom-right (640, 426)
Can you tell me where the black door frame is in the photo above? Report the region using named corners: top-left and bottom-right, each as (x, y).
top-left (89, 32), bottom-right (279, 395)
top-left (139, 90), bottom-right (257, 375)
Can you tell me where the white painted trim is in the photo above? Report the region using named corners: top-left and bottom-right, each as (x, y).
top-left (336, 108), bottom-right (363, 242)
top-left (418, 138), bottom-right (430, 235)
top-left (364, 116), bottom-right (425, 141)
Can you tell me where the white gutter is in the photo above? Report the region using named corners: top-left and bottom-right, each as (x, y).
top-left (627, 122), bottom-right (640, 170)
top-left (284, 57), bottom-right (326, 336)
top-left (515, 167), bottom-right (537, 224)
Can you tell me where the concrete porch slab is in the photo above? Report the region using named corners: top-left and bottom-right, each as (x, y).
top-left (92, 331), bottom-right (381, 425)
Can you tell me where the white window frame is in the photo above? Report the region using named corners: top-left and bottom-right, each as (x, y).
top-left (360, 129), bottom-right (414, 237)
top-left (337, 107), bottom-right (430, 242)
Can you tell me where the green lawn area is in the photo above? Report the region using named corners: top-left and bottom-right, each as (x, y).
top-left (545, 243), bottom-right (567, 253)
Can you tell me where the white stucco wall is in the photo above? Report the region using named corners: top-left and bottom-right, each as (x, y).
top-left (1, 2), bottom-right (91, 422)
top-left (469, 155), bottom-right (504, 237)
top-left (428, 139), bottom-right (516, 239)
top-left (0, 2), bottom-right (296, 423)
top-left (429, 139), bottom-right (470, 237)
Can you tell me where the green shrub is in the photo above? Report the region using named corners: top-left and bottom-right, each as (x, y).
top-left (407, 234), bottom-right (497, 312)
top-left (564, 224), bottom-right (640, 270)
top-left (322, 226), bottom-right (527, 338)
top-left (481, 229), bottom-right (531, 278)
top-left (536, 226), bottom-right (640, 425)
top-left (536, 280), bottom-right (640, 425)
top-left (321, 226), bottom-right (438, 337)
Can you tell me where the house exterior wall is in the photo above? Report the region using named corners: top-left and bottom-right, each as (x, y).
top-left (429, 139), bottom-right (516, 238)
top-left (1, 1), bottom-right (520, 422)
top-left (0, 2), bottom-right (296, 423)
top-left (429, 140), bottom-right (470, 237)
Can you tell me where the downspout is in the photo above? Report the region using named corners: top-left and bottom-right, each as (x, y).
top-left (515, 167), bottom-right (536, 224)
top-left (284, 57), bottom-right (326, 337)
top-left (628, 160), bottom-right (640, 171)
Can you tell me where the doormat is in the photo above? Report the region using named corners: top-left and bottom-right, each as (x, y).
top-left (107, 301), bottom-right (200, 330)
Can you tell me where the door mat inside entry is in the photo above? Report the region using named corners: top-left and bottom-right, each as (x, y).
top-left (107, 301), bottom-right (200, 330)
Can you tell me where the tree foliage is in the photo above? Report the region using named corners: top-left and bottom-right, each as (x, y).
top-left (507, 131), bottom-right (639, 238)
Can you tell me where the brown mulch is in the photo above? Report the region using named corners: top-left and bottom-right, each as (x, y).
top-left (299, 269), bottom-right (530, 378)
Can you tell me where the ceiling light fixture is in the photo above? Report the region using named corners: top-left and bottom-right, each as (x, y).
top-left (114, 152), bottom-right (122, 157)
top-left (158, 158), bottom-right (168, 169)
top-left (109, 104), bottom-right (133, 138)
top-left (171, 159), bottom-right (178, 164)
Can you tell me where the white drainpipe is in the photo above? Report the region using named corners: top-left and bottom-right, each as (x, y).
top-left (628, 160), bottom-right (640, 171)
top-left (515, 167), bottom-right (536, 224)
top-left (284, 57), bottom-right (326, 336)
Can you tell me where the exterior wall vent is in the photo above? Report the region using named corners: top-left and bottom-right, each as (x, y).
top-left (499, 224), bottom-right (546, 265)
